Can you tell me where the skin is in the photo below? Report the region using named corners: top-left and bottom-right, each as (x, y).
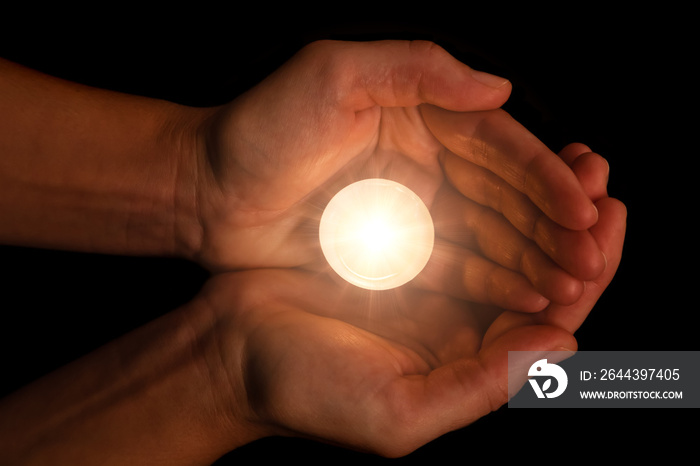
top-left (0, 40), bottom-right (626, 464)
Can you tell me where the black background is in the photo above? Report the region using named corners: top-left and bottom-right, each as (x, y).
top-left (1, 5), bottom-right (696, 463)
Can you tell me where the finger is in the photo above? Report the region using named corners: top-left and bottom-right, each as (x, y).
top-left (430, 185), bottom-right (585, 304)
top-left (557, 142), bottom-right (593, 165)
top-left (296, 40), bottom-right (512, 111)
top-left (434, 155), bottom-right (606, 281)
top-left (538, 196), bottom-right (627, 333)
top-left (482, 196), bottom-right (627, 343)
top-left (415, 240), bottom-right (551, 313)
top-left (572, 154), bottom-right (610, 202)
top-left (478, 324), bottom-right (578, 405)
top-left (421, 106), bottom-right (599, 231)
top-left (557, 143), bottom-right (609, 201)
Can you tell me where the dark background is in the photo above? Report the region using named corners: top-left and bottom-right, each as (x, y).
top-left (1, 6), bottom-right (696, 463)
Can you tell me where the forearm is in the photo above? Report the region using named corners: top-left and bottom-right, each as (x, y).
top-left (0, 58), bottom-right (210, 258)
top-left (0, 297), bottom-right (260, 465)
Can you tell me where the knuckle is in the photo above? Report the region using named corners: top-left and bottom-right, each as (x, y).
top-left (407, 39), bottom-right (447, 59)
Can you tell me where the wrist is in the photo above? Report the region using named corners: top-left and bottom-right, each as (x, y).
top-left (0, 290), bottom-right (265, 464)
top-left (160, 104), bottom-right (220, 263)
top-left (174, 100), bottom-right (327, 273)
top-left (171, 103), bottom-right (273, 272)
top-left (168, 293), bottom-right (270, 455)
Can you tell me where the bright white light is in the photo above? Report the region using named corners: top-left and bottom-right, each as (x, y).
top-left (319, 178), bottom-right (434, 290)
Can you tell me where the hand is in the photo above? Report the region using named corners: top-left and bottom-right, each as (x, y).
top-left (412, 109), bottom-right (607, 310)
top-left (0, 39), bottom-right (626, 465)
top-left (0, 136), bottom-right (624, 465)
top-left (190, 41), bottom-right (599, 295)
top-left (483, 142), bottom-right (627, 338)
top-left (198, 158), bottom-right (624, 456)
top-left (0, 39), bottom-right (605, 308)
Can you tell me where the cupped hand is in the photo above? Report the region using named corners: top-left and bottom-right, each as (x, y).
top-left (196, 159), bottom-right (624, 456)
top-left (191, 40), bottom-right (603, 311)
top-left (195, 40), bottom-right (510, 270)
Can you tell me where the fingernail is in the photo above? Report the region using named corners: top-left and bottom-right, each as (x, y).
top-left (604, 158), bottom-right (610, 181)
top-left (601, 250), bottom-right (608, 271)
top-left (471, 69), bottom-right (510, 88)
top-left (592, 202), bottom-right (599, 224)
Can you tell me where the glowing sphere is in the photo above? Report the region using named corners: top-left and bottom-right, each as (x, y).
top-left (319, 178), bottom-right (434, 290)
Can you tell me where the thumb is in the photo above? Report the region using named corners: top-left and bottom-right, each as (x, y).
top-left (393, 324), bottom-right (576, 449)
top-left (297, 40), bottom-right (512, 111)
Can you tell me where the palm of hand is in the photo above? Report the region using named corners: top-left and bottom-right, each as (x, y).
top-left (211, 269), bottom-right (499, 456)
top-left (198, 89), bottom-right (447, 272)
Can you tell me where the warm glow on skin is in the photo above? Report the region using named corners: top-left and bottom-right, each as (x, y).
top-left (319, 178), bottom-right (435, 290)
